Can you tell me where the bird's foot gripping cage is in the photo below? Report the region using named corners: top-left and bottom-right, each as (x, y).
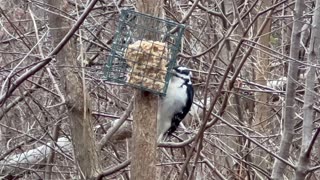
top-left (105, 9), bottom-right (185, 95)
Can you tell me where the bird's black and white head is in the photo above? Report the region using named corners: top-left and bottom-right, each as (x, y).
top-left (171, 66), bottom-right (192, 85)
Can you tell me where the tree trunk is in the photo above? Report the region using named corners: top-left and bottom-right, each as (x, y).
top-left (271, 0), bottom-right (305, 179)
top-left (252, 1), bottom-right (273, 175)
top-left (254, 1), bottom-right (272, 133)
top-left (294, 0), bottom-right (320, 179)
top-left (47, 0), bottom-right (100, 178)
top-left (132, 91), bottom-right (158, 180)
top-left (131, 0), bottom-right (164, 179)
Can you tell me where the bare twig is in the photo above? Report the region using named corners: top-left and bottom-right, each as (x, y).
top-left (0, 0), bottom-right (100, 105)
top-left (98, 94), bottom-right (135, 149)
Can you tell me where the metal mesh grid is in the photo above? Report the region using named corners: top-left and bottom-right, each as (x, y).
top-left (105, 9), bottom-right (185, 95)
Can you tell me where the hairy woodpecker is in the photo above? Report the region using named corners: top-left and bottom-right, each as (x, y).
top-left (157, 66), bottom-right (194, 141)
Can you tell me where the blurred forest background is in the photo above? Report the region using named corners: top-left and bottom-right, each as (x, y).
top-left (1, 0), bottom-right (320, 179)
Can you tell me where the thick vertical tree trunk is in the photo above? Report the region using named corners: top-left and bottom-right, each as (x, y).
top-left (252, 1), bottom-right (273, 175)
top-left (294, 0), bottom-right (320, 179)
top-left (254, 1), bottom-right (272, 132)
top-left (47, 0), bottom-right (100, 178)
top-left (131, 1), bottom-right (164, 179)
top-left (132, 91), bottom-right (158, 180)
top-left (271, 0), bottom-right (305, 179)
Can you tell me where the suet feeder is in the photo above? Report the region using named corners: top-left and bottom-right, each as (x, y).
top-left (105, 9), bottom-right (185, 95)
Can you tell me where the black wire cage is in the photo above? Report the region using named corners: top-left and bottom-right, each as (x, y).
top-left (105, 9), bottom-right (185, 95)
